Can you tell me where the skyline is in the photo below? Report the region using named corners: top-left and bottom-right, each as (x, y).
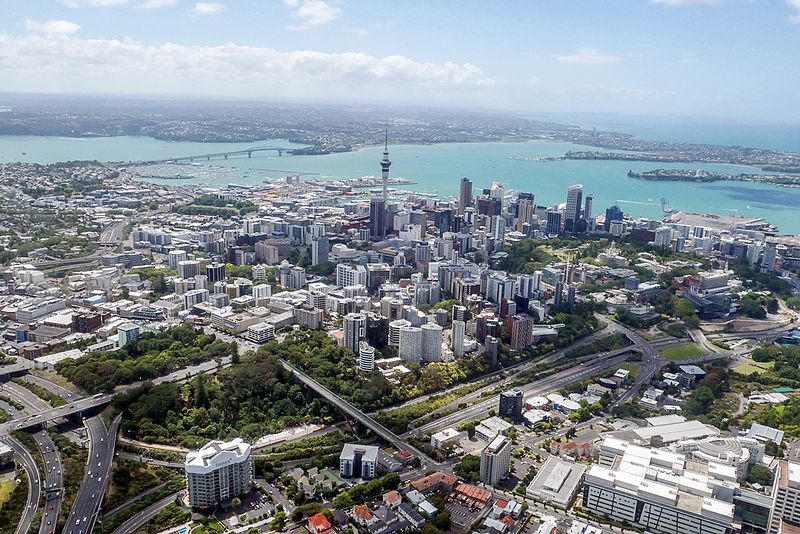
top-left (1, 1), bottom-right (800, 123)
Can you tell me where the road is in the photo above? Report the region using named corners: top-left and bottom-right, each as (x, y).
top-left (0, 381), bottom-right (65, 534)
top-left (2, 435), bottom-right (42, 534)
top-left (63, 414), bottom-right (121, 534)
top-left (109, 492), bottom-right (182, 534)
top-left (411, 352), bottom-right (634, 436)
top-left (102, 481), bottom-right (170, 522)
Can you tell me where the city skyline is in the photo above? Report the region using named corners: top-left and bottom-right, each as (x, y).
top-left (1, 1), bottom-right (800, 122)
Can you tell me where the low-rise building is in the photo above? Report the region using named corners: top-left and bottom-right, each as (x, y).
top-left (339, 443), bottom-right (379, 480)
top-left (526, 456), bottom-right (586, 509)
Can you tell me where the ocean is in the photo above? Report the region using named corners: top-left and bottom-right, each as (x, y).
top-left (1, 130), bottom-right (799, 234)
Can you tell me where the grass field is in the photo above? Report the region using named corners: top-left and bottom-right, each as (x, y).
top-left (660, 343), bottom-right (706, 361)
top-left (620, 363), bottom-right (642, 379)
top-left (0, 478), bottom-right (16, 507)
top-left (734, 361), bottom-right (774, 376)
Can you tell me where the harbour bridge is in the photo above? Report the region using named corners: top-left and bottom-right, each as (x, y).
top-left (128, 145), bottom-right (296, 165)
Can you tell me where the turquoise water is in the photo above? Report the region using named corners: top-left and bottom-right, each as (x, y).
top-left (1, 134), bottom-right (799, 234)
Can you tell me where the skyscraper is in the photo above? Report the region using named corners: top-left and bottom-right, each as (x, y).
top-left (546, 209), bottom-right (562, 236)
top-left (517, 196), bottom-right (534, 232)
top-left (452, 319), bottom-right (466, 357)
top-left (459, 177), bottom-right (473, 214)
top-left (311, 236), bottom-right (329, 266)
top-left (564, 184), bottom-right (583, 233)
top-left (369, 198), bottom-right (386, 239)
top-left (604, 205), bottom-right (624, 231)
top-left (584, 195), bottom-right (593, 223)
top-left (344, 312), bottom-right (367, 352)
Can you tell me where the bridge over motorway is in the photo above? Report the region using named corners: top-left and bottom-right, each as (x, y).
top-left (129, 145), bottom-right (298, 165)
top-left (0, 393), bottom-right (113, 435)
top-left (279, 359), bottom-right (438, 467)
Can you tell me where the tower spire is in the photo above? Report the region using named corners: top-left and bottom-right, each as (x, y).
top-left (380, 121), bottom-right (391, 203)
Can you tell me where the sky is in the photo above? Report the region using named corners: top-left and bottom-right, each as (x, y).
top-left (1, 0), bottom-right (800, 123)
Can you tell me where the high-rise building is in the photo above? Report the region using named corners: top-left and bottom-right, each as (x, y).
top-left (492, 215), bottom-right (506, 250)
top-left (399, 325), bottom-right (423, 364)
top-left (517, 196), bottom-right (534, 232)
top-left (509, 314), bottom-right (534, 350)
top-left (311, 236), bottom-right (329, 266)
top-left (452, 320), bottom-right (466, 357)
top-left (546, 210), bottom-right (562, 236)
top-left (168, 249), bottom-right (187, 270)
top-left (343, 313), bottom-right (367, 353)
top-left (185, 438), bottom-right (253, 508)
top-left (499, 388), bottom-right (523, 418)
top-left (358, 342), bottom-right (375, 373)
top-left (485, 335), bottom-right (499, 367)
top-left (564, 184), bottom-right (583, 233)
top-left (340, 443), bottom-right (379, 480)
top-left (336, 264), bottom-right (367, 288)
top-left (480, 435), bottom-right (511, 485)
top-left (370, 198), bottom-right (387, 240)
top-left (177, 259), bottom-right (201, 279)
top-left (206, 262), bottom-right (226, 283)
top-left (655, 227), bottom-right (673, 248)
top-left (554, 280), bottom-right (564, 307)
top-left (769, 461), bottom-right (800, 533)
top-left (117, 323), bottom-right (140, 348)
top-left (584, 195), bottom-right (594, 224)
top-left (421, 322), bottom-right (443, 362)
top-left (380, 128), bottom-right (391, 203)
top-left (604, 205), bottom-right (624, 231)
top-left (459, 177), bottom-right (473, 214)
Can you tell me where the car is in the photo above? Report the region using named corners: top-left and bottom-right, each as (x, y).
top-left (97, 462), bottom-right (101, 467)
top-left (75, 520), bottom-right (80, 526)
top-left (83, 516), bottom-right (88, 522)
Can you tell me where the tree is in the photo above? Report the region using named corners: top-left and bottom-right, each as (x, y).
top-left (747, 465), bottom-right (775, 486)
top-left (454, 454), bottom-right (481, 482)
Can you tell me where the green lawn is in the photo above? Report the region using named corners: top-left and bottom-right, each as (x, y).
top-left (620, 363), bottom-right (642, 379)
top-left (660, 343), bottom-right (706, 361)
top-left (0, 478), bottom-right (15, 507)
top-left (734, 361), bottom-right (774, 376)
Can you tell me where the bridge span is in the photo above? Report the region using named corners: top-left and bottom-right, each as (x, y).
top-left (129, 145), bottom-right (297, 165)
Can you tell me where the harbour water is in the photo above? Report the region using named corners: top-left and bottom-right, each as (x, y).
top-left (1, 134), bottom-right (799, 234)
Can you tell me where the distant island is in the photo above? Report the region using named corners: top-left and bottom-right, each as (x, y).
top-left (627, 168), bottom-right (800, 187)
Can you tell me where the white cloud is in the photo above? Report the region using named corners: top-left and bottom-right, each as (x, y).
top-left (0, 33), bottom-right (493, 96)
top-left (554, 48), bottom-right (629, 65)
top-left (24, 19), bottom-right (82, 35)
top-left (788, 0), bottom-right (800, 23)
top-left (190, 2), bottom-right (226, 15)
top-left (283, 0), bottom-right (341, 30)
top-left (649, 0), bottom-right (721, 5)
top-left (139, 0), bottom-right (179, 8)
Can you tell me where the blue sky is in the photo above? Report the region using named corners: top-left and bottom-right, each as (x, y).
top-left (2, 0), bottom-right (800, 122)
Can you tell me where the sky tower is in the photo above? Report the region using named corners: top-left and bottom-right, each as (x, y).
top-left (380, 125), bottom-right (391, 202)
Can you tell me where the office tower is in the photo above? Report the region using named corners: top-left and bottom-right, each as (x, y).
top-left (177, 259), bottom-right (201, 279)
top-left (584, 195), bottom-right (593, 223)
top-left (117, 323), bottom-right (140, 348)
top-left (414, 243), bottom-right (432, 265)
top-left (206, 262), bottom-right (226, 283)
top-left (546, 209), bottom-right (562, 236)
top-left (459, 177), bottom-right (473, 214)
top-left (564, 184), bottom-right (583, 233)
top-left (185, 438), bottom-right (253, 508)
top-left (370, 198), bottom-right (386, 240)
top-left (358, 227), bottom-right (371, 242)
top-left (452, 320), bottom-right (466, 357)
top-left (517, 274), bottom-right (535, 298)
top-left (567, 285), bottom-right (576, 309)
top-left (452, 305), bottom-right (468, 323)
top-left (499, 388), bottom-right (523, 418)
top-left (604, 205), bottom-right (624, 231)
top-left (311, 236), bottom-right (329, 266)
top-left (343, 312), bottom-right (367, 352)
top-left (480, 436), bottom-right (511, 485)
top-left (421, 322), bottom-right (443, 362)
top-left (168, 249), bottom-right (187, 270)
top-left (763, 242), bottom-right (778, 271)
top-left (517, 196), bottom-right (534, 232)
top-left (358, 342), bottom-right (375, 372)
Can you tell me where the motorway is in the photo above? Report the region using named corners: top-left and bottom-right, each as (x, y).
top-left (63, 414), bottom-right (121, 534)
top-left (2, 435), bottom-right (42, 534)
top-left (109, 492), bottom-right (182, 534)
